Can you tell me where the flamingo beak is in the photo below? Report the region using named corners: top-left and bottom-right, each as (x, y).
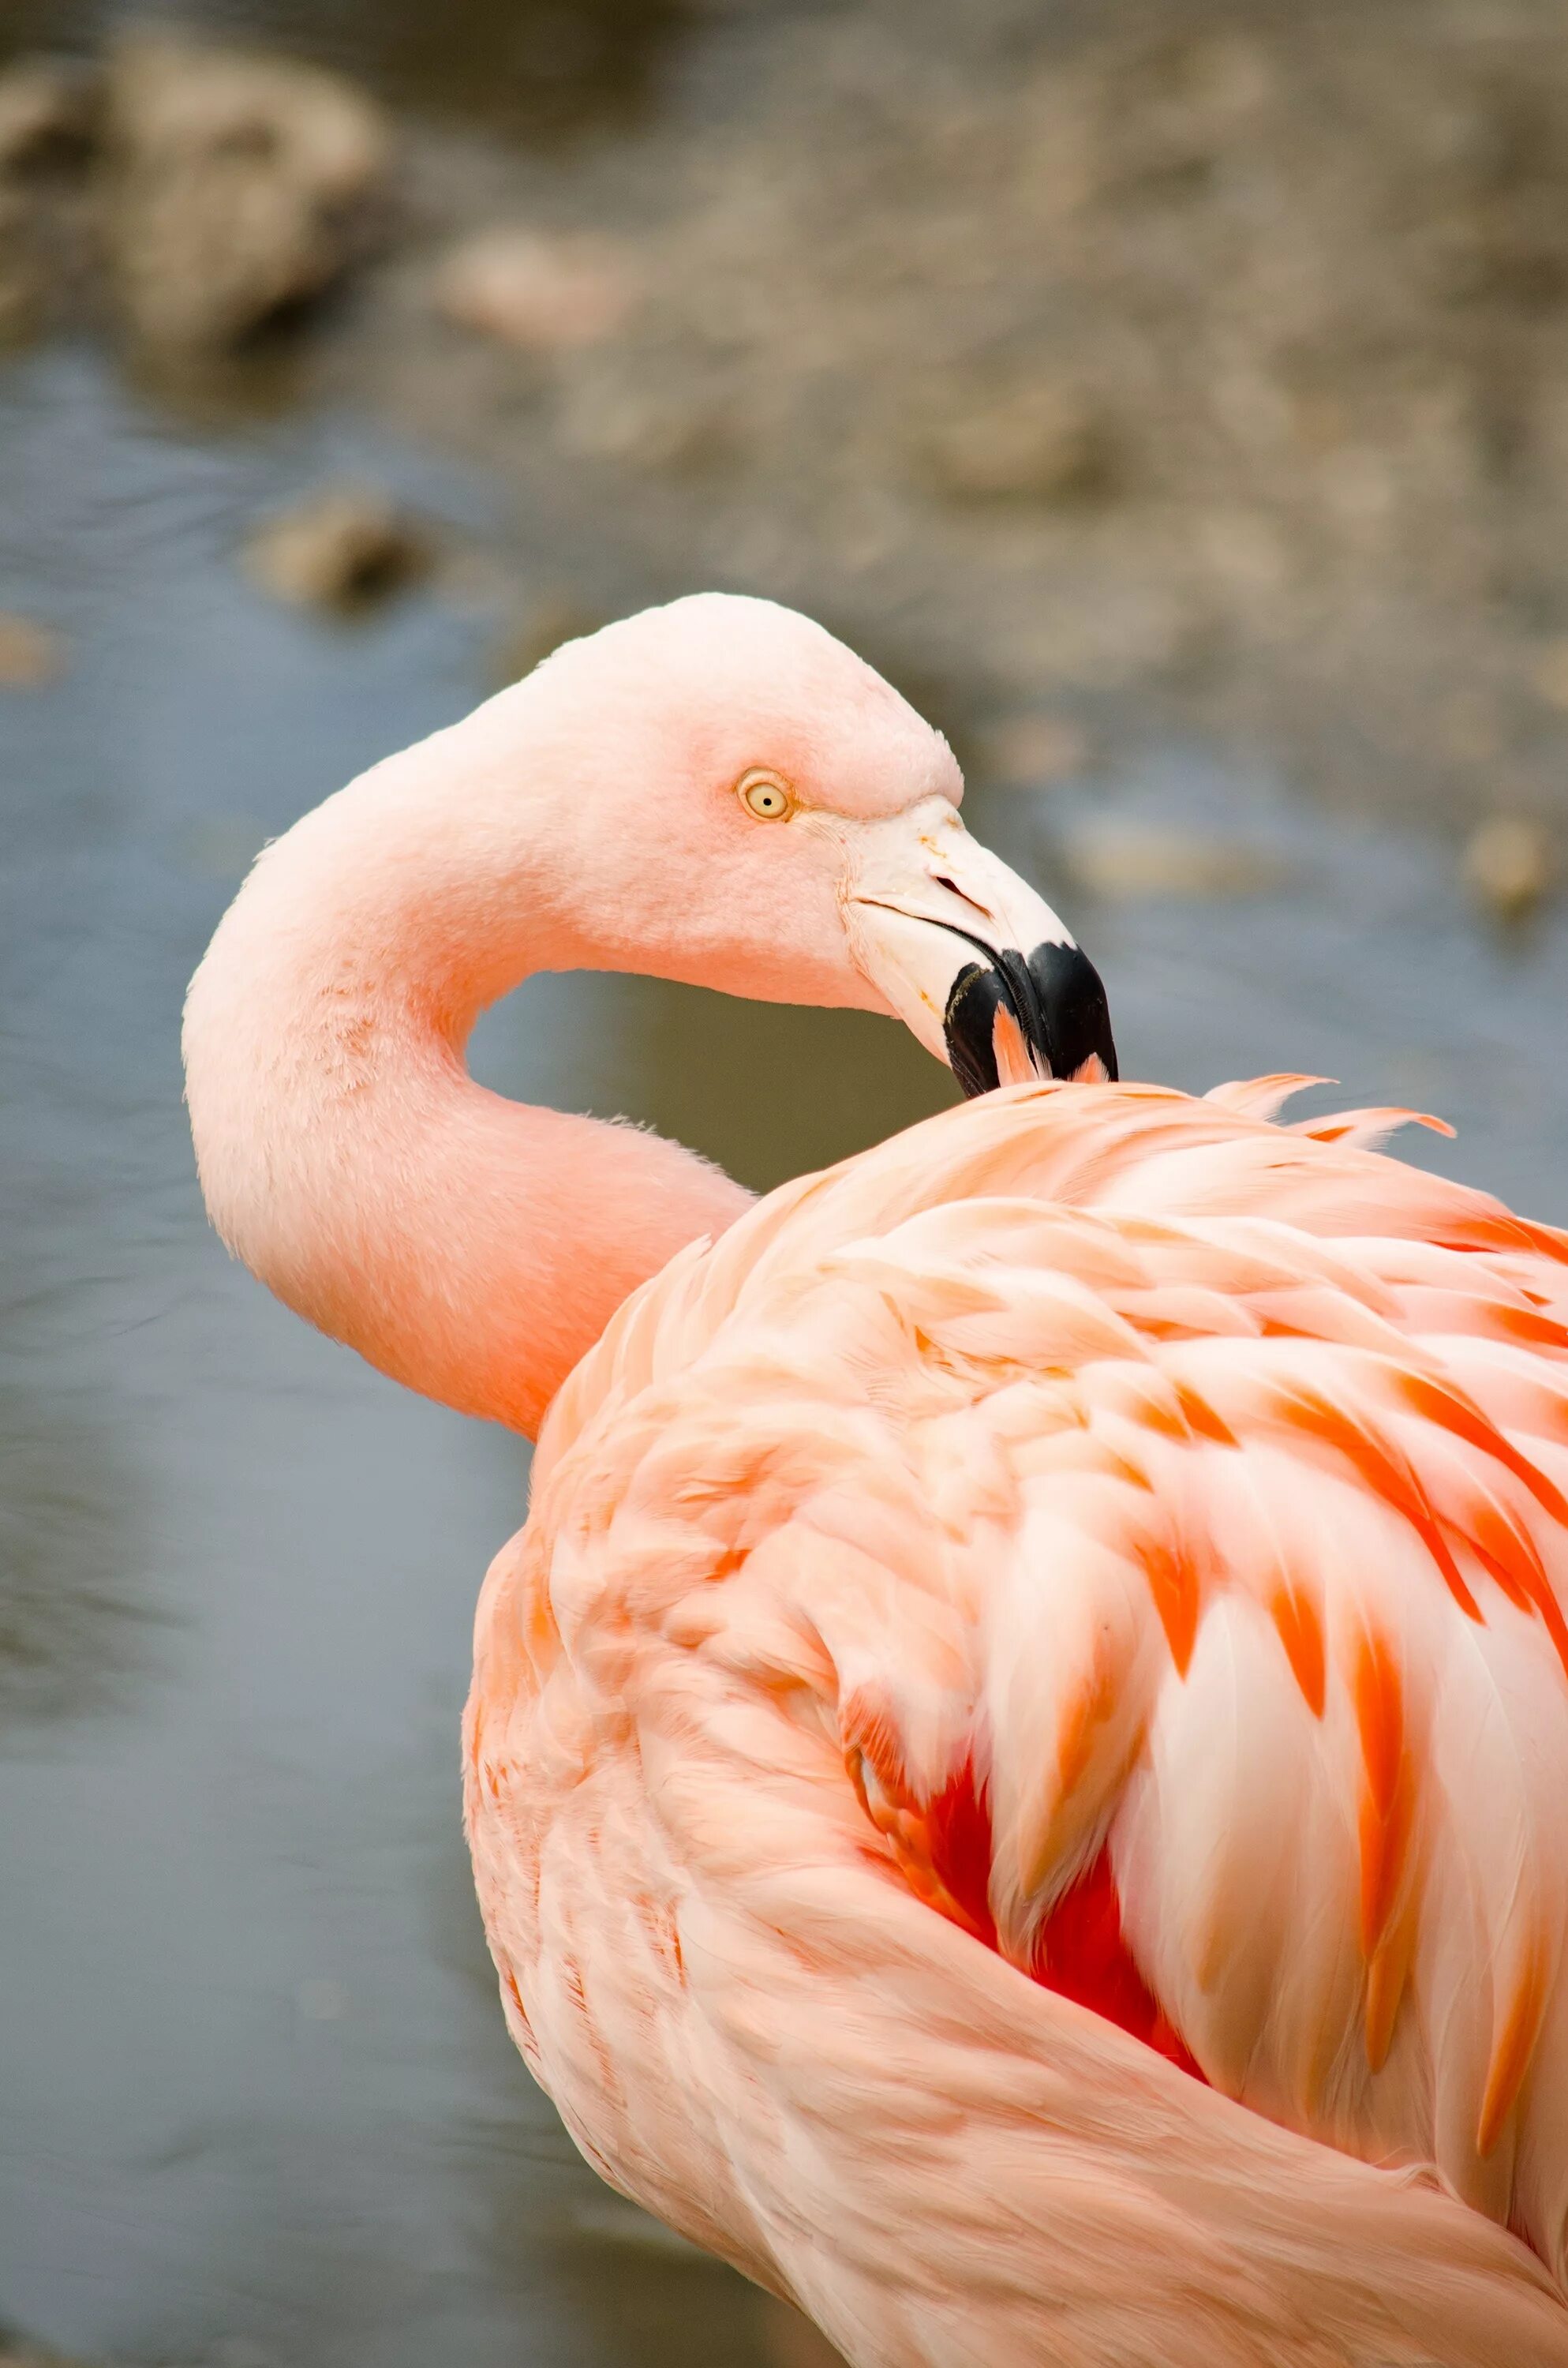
top-left (940, 936), bottom-right (1118, 1098)
top-left (847, 811), bottom-right (1117, 1096)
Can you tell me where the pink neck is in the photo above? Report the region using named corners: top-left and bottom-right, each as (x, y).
top-left (183, 715), bottom-right (751, 1438)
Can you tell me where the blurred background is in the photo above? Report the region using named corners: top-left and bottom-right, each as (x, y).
top-left (3, 2), bottom-right (1568, 2362)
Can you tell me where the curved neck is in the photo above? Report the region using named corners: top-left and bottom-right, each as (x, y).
top-left (183, 706), bottom-right (751, 1439)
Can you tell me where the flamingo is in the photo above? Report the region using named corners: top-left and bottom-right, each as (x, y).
top-left (183, 594), bottom-right (1568, 2367)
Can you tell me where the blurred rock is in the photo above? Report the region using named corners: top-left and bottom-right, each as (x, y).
top-left (919, 384), bottom-right (1117, 504)
top-left (0, 611), bottom-right (65, 684)
top-left (1461, 815), bottom-right (1553, 922)
top-left (0, 58), bottom-right (102, 342)
top-left (103, 36), bottom-right (391, 351)
top-left (244, 488), bottom-right (428, 611)
top-left (1057, 819), bottom-right (1288, 901)
top-left (0, 56), bottom-right (100, 180)
top-left (435, 228), bottom-right (633, 352)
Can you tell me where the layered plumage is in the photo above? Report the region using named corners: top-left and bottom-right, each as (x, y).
top-left (185, 596), bottom-right (1568, 2363)
top-left (466, 1077), bottom-right (1568, 2366)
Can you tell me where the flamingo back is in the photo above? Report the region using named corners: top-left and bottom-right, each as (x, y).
top-left (466, 1081), bottom-right (1568, 2366)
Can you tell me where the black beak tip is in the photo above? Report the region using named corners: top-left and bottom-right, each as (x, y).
top-left (942, 961), bottom-right (1012, 1100)
top-left (942, 939), bottom-right (1118, 1100)
top-left (1027, 939), bottom-right (1119, 1085)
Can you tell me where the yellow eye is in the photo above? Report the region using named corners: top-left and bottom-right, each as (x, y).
top-left (738, 768), bottom-right (792, 820)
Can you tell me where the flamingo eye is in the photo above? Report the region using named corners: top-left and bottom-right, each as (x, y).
top-left (738, 769), bottom-right (793, 821)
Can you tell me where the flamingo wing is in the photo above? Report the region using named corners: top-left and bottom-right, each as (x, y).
top-left (468, 1081), bottom-right (1568, 2365)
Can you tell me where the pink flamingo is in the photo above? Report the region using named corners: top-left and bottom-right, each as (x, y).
top-left (185, 595), bottom-right (1568, 2366)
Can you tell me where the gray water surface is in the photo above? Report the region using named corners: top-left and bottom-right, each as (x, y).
top-left (3, 346), bottom-right (1568, 2368)
top-left (0, 346), bottom-right (859, 2368)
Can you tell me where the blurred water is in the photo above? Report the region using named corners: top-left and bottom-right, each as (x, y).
top-left (0, 345), bottom-right (868, 2368)
top-left (3, 342), bottom-right (1568, 2368)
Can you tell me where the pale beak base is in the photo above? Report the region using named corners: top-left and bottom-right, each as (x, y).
top-left (846, 807), bottom-right (1117, 1098)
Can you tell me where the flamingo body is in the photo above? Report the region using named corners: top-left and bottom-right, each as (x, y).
top-left (182, 595), bottom-right (1568, 2364)
top-left (468, 1078), bottom-right (1568, 2366)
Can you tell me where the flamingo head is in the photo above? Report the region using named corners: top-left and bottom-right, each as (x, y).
top-left (514, 590), bottom-right (1117, 1094)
